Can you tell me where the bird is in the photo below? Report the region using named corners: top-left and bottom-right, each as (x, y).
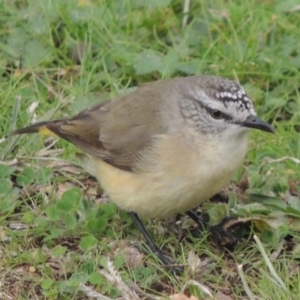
top-left (10, 75), bottom-right (275, 268)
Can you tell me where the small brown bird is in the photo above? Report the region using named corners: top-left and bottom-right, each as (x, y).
top-left (11, 76), bottom-right (274, 267)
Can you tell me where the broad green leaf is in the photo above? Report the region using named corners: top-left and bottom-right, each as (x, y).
top-left (0, 164), bottom-right (13, 178)
top-left (46, 205), bottom-right (63, 221)
top-left (41, 278), bottom-right (54, 290)
top-left (52, 245), bottom-right (67, 257)
top-left (0, 178), bottom-right (13, 195)
top-left (64, 212), bottom-right (78, 229)
top-left (57, 188), bottom-right (82, 211)
top-left (89, 272), bottom-right (103, 285)
top-left (22, 40), bottom-right (52, 67)
top-left (16, 167), bottom-right (35, 186)
top-left (80, 235), bottom-right (98, 251)
top-left (86, 218), bottom-right (108, 235)
top-left (133, 50), bottom-right (163, 75)
top-left (69, 272), bottom-right (88, 284)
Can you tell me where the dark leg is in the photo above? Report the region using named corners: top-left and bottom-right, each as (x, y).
top-left (186, 210), bottom-right (209, 230)
top-left (128, 212), bottom-right (182, 271)
top-left (186, 210), bottom-right (237, 246)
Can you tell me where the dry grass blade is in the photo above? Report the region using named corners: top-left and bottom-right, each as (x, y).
top-left (237, 264), bottom-right (255, 300)
top-left (79, 284), bottom-right (114, 300)
top-left (99, 258), bottom-right (141, 300)
top-left (184, 280), bottom-right (213, 299)
top-left (182, 0), bottom-right (190, 28)
top-left (254, 235), bottom-right (287, 292)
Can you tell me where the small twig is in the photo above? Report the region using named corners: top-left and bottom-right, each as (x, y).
top-left (290, 4), bottom-right (300, 12)
top-left (259, 156), bottom-right (300, 174)
top-left (264, 156), bottom-right (300, 165)
top-left (182, 0), bottom-right (190, 28)
top-left (8, 223), bottom-right (28, 230)
top-left (0, 159), bottom-right (18, 166)
top-left (11, 95), bottom-right (21, 132)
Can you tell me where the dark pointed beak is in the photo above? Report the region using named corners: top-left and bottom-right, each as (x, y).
top-left (238, 114), bottom-right (275, 133)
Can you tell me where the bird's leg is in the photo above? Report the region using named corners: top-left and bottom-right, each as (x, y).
top-left (128, 212), bottom-right (181, 271)
top-left (186, 210), bottom-right (209, 230)
top-left (186, 210), bottom-right (237, 246)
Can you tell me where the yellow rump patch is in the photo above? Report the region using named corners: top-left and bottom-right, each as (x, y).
top-left (39, 126), bottom-right (56, 137)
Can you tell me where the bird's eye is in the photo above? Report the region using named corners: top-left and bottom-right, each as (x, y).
top-left (210, 109), bottom-right (223, 119)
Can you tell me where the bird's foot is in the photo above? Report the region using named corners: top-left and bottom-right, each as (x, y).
top-left (154, 250), bottom-right (184, 274)
top-left (209, 216), bottom-right (238, 247)
top-left (186, 211), bottom-right (237, 247)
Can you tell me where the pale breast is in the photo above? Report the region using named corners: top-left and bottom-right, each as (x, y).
top-left (91, 133), bottom-right (248, 219)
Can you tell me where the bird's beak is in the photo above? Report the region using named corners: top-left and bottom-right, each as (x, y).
top-left (238, 114), bottom-right (275, 133)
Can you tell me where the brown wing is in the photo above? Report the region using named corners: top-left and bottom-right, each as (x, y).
top-left (22, 82), bottom-right (167, 171)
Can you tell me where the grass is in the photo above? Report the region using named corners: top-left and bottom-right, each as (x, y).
top-left (0, 0), bottom-right (300, 299)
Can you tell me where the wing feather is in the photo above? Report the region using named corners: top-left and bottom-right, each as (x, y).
top-left (46, 83), bottom-right (167, 170)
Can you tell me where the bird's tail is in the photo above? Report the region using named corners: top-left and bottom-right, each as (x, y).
top-left (10, 121), bottom-right (60, 137)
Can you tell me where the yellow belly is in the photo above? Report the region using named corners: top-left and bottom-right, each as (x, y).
top-left (87, 133), bottom-right (248, 219)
